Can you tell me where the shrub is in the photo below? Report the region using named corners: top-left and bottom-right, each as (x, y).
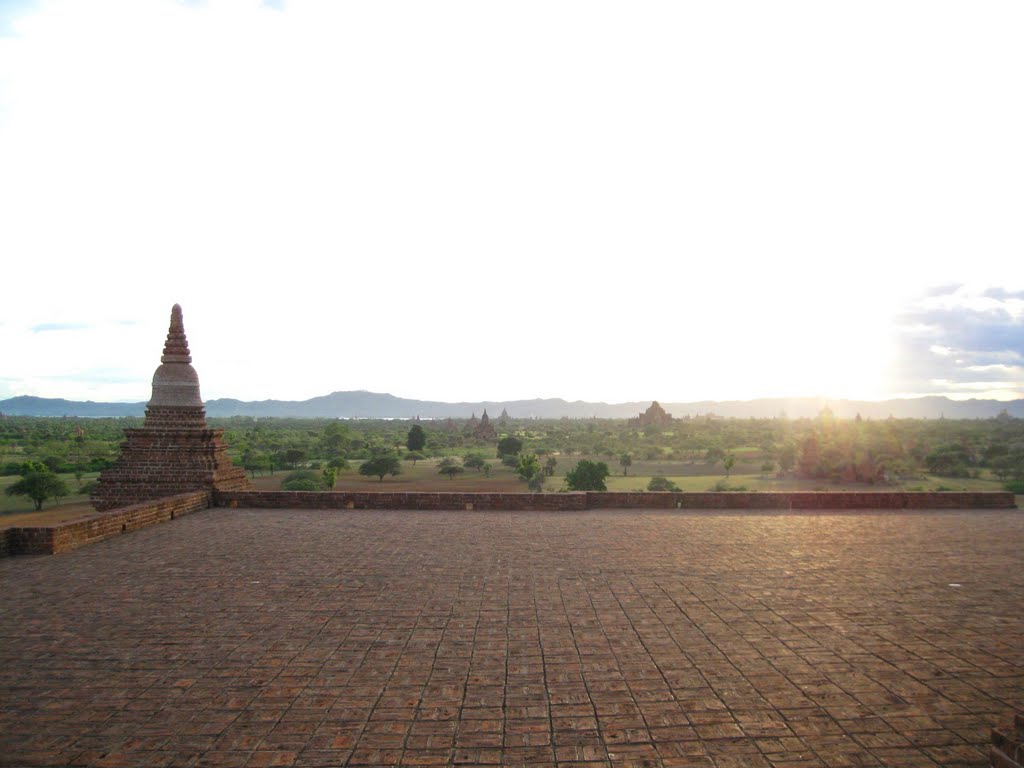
top-left (281, 469), bottom-right (324, 491)
top-left (647, 476), bottom-right (681, 492)
top-left (438, 457), bottom-right (464, 479)
top-left (709, 480), bottom-right (747, 492)
top-left (281, 478), bottom-right (322, 491)
top-left (1004, 480), bottom-right (1024, 494)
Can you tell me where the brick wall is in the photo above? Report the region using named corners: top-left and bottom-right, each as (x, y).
top-left (588, 491), bottom-right (1017, 510)
top-left (216, 490), bottom-right (1016, 511)
top-left (92, 423), bottom-right (248, 511)
top-left (2, 491), bottom-right (210, 556)
top-left (215, 491), bottom-right (588, 511)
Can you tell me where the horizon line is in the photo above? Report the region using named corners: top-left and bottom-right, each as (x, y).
top-left (3, 390), bottom-right (1022, 406)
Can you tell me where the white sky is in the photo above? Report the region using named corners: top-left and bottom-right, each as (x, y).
top-left (1, 0), bottom-right (1022, 405)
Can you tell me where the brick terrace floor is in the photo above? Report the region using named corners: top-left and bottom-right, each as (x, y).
top-left (1, 509), bottom-right (1022, 768)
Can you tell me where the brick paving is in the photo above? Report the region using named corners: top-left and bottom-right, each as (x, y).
top-left (1, 509), bottom-right (1022, 768)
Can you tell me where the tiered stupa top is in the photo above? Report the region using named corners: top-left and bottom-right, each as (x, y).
top-left (149, 304), bottom-right (204, 409)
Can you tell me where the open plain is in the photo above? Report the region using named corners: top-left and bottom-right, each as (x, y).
top-left (1, 507), bottom-right (1022, 768)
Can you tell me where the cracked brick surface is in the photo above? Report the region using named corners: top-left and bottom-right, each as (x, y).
top-left (1, 509), bottom-right (1021, 767)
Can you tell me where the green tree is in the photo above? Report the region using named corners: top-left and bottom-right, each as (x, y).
top-left (359, 456), bottom-right (402, 482)
top-left (990, 447), bottom-right (1024, 480)
top-left (277, 448), bottom-right (306, 469)
top-left (406, 424), bottom-right (426, 452)
top-left (705, 446), bottom-right (726, 466)
top-left (320, 421), bottom-right (351, 456)
top-left (619, 453), bottom-right (633, 476)
top-left (42, 456), bottom-right (65, 473)
top-left (565, 460), bottom-right (610, 491)
top-left (797, 435), bottom-right (820, 477)
top-left (463, 452), bottom-right (487, 472)
top-left (723, 453), bottom-right (736, 479)
top-left (322, 467), bottom-right (337, 490)
top-left (5, 470), bottom-right (70, 511)
top-left (497, 436), bottom-right (523, 459)
top-left (243, 450), bottom-right (272, 478)
top-left (404, 452), bottom-right (425, 466)
top-left (516, 453), bottom-right (541, 483)
top-left (777, 442), bottom-right (796, 473)
top-left (438, 457), bottom-right (464, 479)
top-left (543, 456), bottom-right (558, 477)
top-left (327, 456), bottom-right (350, 471)
top-left (925, 444), bottom-right (973, 477)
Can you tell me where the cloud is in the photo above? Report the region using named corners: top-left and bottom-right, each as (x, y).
top-left (904, 307), bottom-right (1022, 355)
top-left (891, 288), bottom-right (1024, 398)
top-left (30, 322), bottom-right (92, 333)
top-left (38, 369), bottom-right (145, 385)
top-left (983, 287), bottom-right (1024, 301)
top-left (924, 283), bottom-right (964, 298)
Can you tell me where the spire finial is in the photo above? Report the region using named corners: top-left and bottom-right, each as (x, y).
top-left (161, 304), bottom-right (192, 364)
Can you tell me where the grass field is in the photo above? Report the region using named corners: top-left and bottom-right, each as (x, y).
top-left (256, 456), bottom-right (1008, 494)
top-left (0, 471), bottom-right (100, 527)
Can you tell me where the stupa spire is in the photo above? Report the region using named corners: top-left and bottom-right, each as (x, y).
top-left (91, 303), bottom-right (249, 511)
top-left (161, 303), bottom-right (192, 363)
top-left (148, 303), bottom-right (203, 409)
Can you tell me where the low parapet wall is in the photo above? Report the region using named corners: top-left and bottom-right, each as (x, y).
top-left (216, 490), bottom-right (588, 511)
top-left (588, 491), bottom-right (1017, 509)
top-left (2, 491), bottom-right (210, 556)
top-left (216, 490), bottom-right (1016, 511)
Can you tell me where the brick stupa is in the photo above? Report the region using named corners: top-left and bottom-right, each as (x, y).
top-left (91, 304), bottom-right (249, 511)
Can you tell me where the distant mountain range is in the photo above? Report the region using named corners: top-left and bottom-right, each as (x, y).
top-left (1, 391), bottom-right (1021, 420)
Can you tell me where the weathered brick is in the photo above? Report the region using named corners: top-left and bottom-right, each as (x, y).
top-left (91, 305), bottom-right (248, 511)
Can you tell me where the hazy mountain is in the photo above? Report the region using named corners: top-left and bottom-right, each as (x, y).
top-left (0, 395), bottom-right (145, 418)
top-left (2, 391), bottom-right (1021, 420)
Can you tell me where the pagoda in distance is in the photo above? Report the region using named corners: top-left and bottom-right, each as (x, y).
top-left (91, 304), bottom-right (249, 511)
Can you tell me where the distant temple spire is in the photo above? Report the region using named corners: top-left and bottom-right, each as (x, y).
top-left (472, 409), bottom-right (497, 440)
